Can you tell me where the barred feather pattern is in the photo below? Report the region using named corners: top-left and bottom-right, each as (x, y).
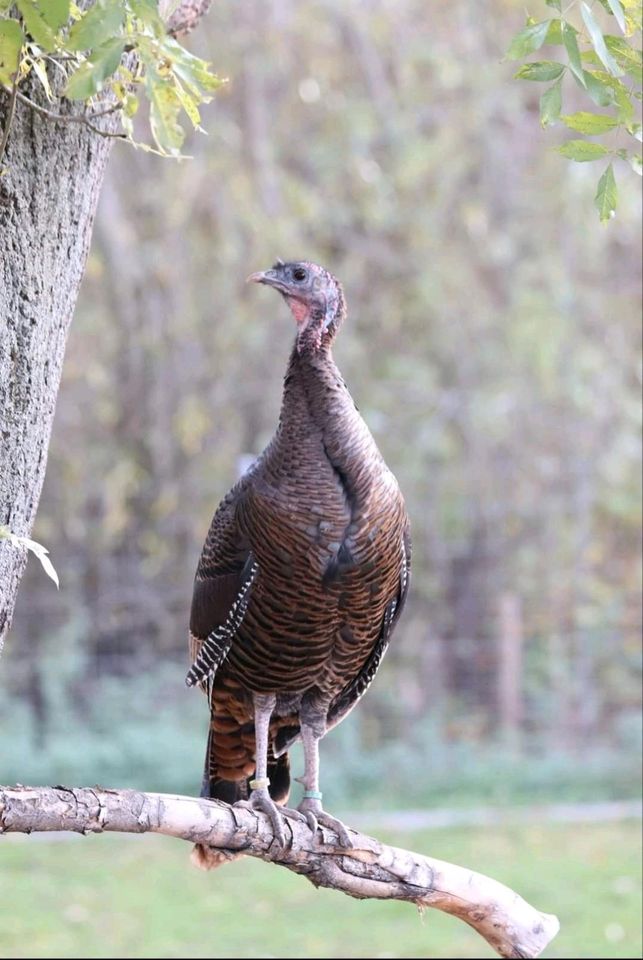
top-left (185, 559), bottom-right (258, 688)
top-left (188, 263), bottom-right (411, 800)
top-left (326, 538), bottom-right (410, 731)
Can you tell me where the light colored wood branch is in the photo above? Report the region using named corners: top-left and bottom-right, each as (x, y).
top-left (0, 784), bottom-right (559, 958)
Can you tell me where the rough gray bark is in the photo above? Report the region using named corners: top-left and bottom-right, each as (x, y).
top-left (165, 0), bottom-right (213, 36)
top-left (0, 85), bottom-right (116, 651)
top-left (0, 784), bottom-right (560, 959)
top-left (0, 1), bottom-right (212, 652)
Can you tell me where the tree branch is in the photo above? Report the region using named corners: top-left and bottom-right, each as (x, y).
top-left (0, 784), bottom-right (559, 958)
top-left (12, 91), bottom-right (127, 141)
top-left (165, 0), bottom-right (214, 38)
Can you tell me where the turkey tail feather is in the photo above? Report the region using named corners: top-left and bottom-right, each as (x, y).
top-left (193, 729), bottom-right (291, 870)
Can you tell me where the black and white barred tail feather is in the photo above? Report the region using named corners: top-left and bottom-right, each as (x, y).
top-left (186, 559), bottom-right (258, 688)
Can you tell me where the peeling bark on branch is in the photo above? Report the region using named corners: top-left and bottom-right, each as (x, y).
top-left (0, 785), bottom-right (559, 958)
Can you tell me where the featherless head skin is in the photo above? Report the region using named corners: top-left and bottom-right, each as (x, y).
top-left (247, 260), bottom-right (346, 354)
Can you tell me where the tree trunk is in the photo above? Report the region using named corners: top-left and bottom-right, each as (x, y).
top-left (0, 2), bottom-right (214, 654)
top-left (0, 87), bottom-right (115, 651)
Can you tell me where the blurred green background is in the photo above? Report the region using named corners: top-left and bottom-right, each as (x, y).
top-left (1, 0), bottom-right (641, 956)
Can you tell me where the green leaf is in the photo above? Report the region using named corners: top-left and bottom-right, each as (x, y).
top-left (561, 111), bottom-right (620, 133)
top-left (123, 92), bottom-right (139, 117)
top-left (583, 70), bottom-right (634, 118)
top-left (64, 62), bottom-right (100, 99)
top-left (546, 0), bottom-right (561, 9)
top-left (613, 78), bottom-right (635, 121)
top-left (557, 139), bottom-right (610, 160)
top-left (162, 38), bottom-right (225, 96)
top-left (545, 19), bottom-right (563, 44)
top-left (581, 2), bottom-right (624, 76)
top-left (580, 49), bottom-right (602, 67)
top-left (67, 0), bottom-right (125, 52)
top-left (65, 37), bottom-right (125, 99)
top-left (146, 69), bottom-right (185, 155)
top-left (41, 0), bottom-right (70, 31)
top-left (506, 20), bottom-right (552, 60)
top-left (620, 0), bottom-right (642, 36)
top-left (129, 0), bottom-right (165, 34)
top-left (514, 60), bottom-right (565, 81)
top-left (627, 121), bottom-right (643, 141)
top-left (540, 77), bottom-right (563, 125)
top-left (173, 76), bottom-right (202, 128)
top-left (16, 0), bottom-right (57, 51)
top-left (630, 153), bottom-right (642, 174)
top-left (604, 35), bottom-right (643, 79)
top-left (606, 0), bottom-right (628, 33)
top-left (562, 22), bottom-right (586, 86)
top-left (582, 69), bottom-right (617, 106)
top-left (0, 18), bottom-right (23, 85)
top-left (594, 162), bottom-right (617, 220)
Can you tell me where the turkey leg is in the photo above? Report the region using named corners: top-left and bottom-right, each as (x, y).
top-left (235, 692), bottom-right (302, 853)
top-left (297, 723), bottom-right (352, 847)
top-left (234, 692), bottom-right (288, 850)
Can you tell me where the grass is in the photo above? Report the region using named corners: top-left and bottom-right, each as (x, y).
top-left (1, 818), bottom-right (641, 958)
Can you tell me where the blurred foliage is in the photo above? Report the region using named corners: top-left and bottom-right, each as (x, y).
top-left (507, 0), bottom-right (642, 219)
top-left (1, 821), bottom-right (641, 957)
top-left (1, 0), bottom-right (641, 804)
top-left (0, 625), bottom-right (639, 802)
top-left (0, 0), bottom-right (223, 157)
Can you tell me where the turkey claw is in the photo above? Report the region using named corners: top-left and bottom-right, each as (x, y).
top-left (234, 790), bottom-right (288, 851)
top-left (301, 810), bottom-right (318, 834)
top-left (316, 811), bottom-right (353, 848)
top-left (280, 806), bottom-right (308, 824)
top-left (297, 797), bottom-right (352, 848)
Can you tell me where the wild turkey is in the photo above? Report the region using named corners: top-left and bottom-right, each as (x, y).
top-left (187, 259), bottom-right (410, 867)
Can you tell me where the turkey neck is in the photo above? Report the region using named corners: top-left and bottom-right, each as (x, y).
top-left (280, 343), bottom-right (352, 440)
top-left (275, 341), bottom-right (382, 505)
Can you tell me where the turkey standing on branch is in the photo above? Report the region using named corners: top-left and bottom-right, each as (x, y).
top-left (187, 260), bottom-right (411, 867)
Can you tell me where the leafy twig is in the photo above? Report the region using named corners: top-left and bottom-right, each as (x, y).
top-left (507, 0), bottom-right (642, 221)
top-left (13, 90), bottom-right (127, 140)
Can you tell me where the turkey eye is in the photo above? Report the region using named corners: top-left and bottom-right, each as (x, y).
top-left (292, 267), bottom-right (307, 282)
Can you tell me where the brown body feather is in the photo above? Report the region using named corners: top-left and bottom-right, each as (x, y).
top-left (188, 263), bottom-right (410, 837)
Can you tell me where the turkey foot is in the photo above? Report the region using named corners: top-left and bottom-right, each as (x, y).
top-left (235, 786), bottom-right (305, 853)
top-left (297, 794), bottom-right (353, 848)
top-left (235, 788), bottom-right (287, 851)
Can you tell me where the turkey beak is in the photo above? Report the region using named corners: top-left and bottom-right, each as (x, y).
top-left (247, 269), bottom-right (277, 285)
top-left (247, 269), bottom-right (289, 293)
